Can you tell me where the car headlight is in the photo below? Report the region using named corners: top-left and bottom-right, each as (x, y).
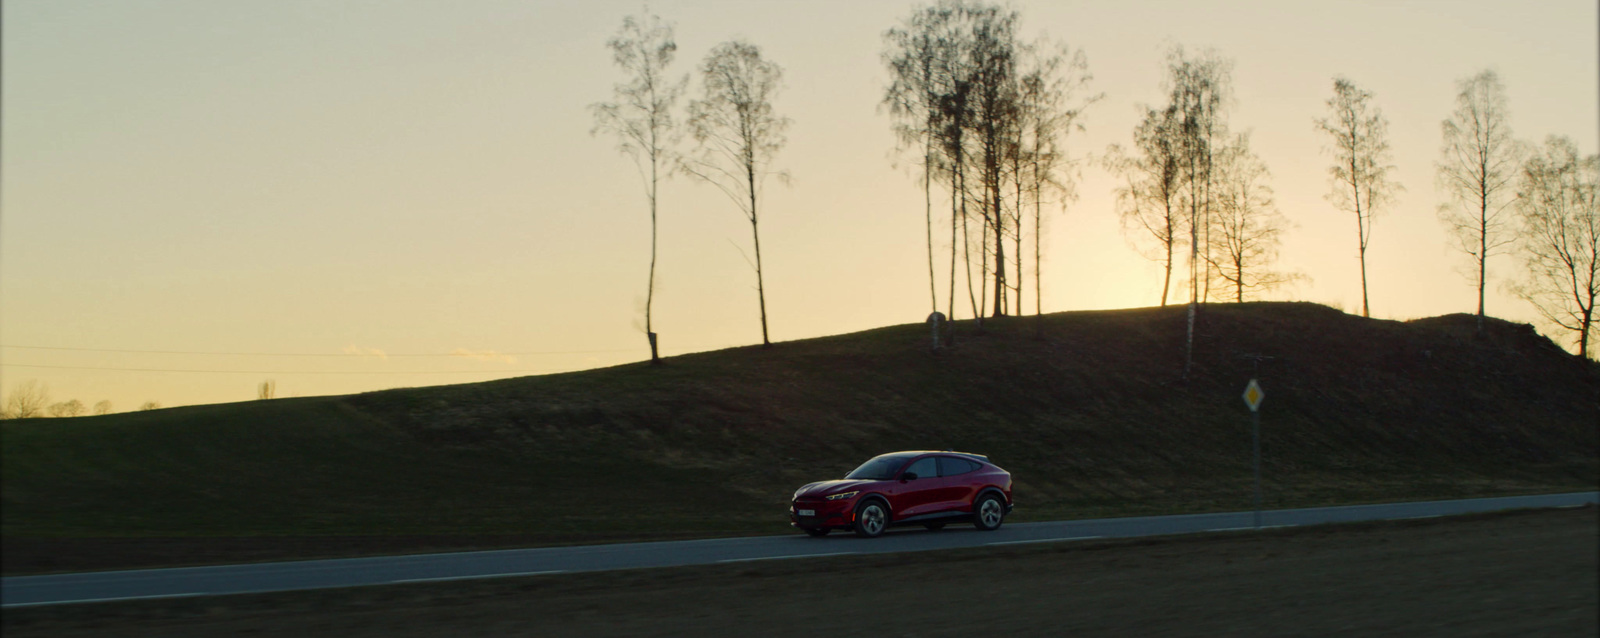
top-left (824, 491), bottom-right (859, 501)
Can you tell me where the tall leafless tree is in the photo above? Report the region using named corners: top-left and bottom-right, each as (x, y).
top-left (1107, 105), bottom-right (1184, 306)
top-left (1012, 41), bottom-right (1097, 319)
top-left (591, 10), bottom-right (686, 364)
top-left (683, 40), bottom-right (790, 348)
top-left (1511, 136), bottom-right (1599, 359)
top-left (940, 80), bottom-right (975, 325)
top-left (886, 1), bottom-right (1091, 329)
top-left (1207, 133), bottom-right (1302, 302)
top-left (885, 1), bottom-right (976, 329)
top-left (884, 5), bottom-right (951, 315)
top-left (93, 400), bottom-right (113, 416)
top-left (1438, 70), bottom-right (1520, 334)
top-left (966, 6), bottom-right (1018, 318)
top-left (1316, 77), bottom-right (1401, 318)
top-left (1165, 46), bottom-right (1232, 379)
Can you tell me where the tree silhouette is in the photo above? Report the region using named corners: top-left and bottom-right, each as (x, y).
top-left (591, 10), bottom-right (686, 364)
top-left (1511, 136), bottom-right (1599, 358)
top-left (93, 400), bottom-right (113, 416)
top-left (1107, 105), bottom-right (1184, 306)
top-left (1438, 70), bottom-right (1520, 334)
top-left (1008, 41), bottom-right (1097, 319)
top-left (683, 40), bottom-right (790, 348)
top-left (3, 380), bottom-right (50, 419)
top-left (966, 5), bottom-right (1018, 318)
top-left (1164, 46), bottom-right (1232, 379)
top-left (1207, 133), bottom-right (1302, 302)
top-left (1316, 77), bottom-right (1401, 318)
top-left (884, 5), bottom-right (951, 315)
top-left (939, 62), bottom-right (976, 328)
top-left (930, 19), bottom-right (978, 327)
top-left (48, 399), bottom-right (86, 418)
top-left (885, 2), bottom-right (1093, 329)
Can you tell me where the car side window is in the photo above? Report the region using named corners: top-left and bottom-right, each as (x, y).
top-left (904, 457), bottom-right (937, 480)
top-left (938, 456), bottom-right (976, 477)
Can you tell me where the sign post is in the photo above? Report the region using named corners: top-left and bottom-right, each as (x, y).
top-left (1242, 378), bottom-right (1264, 528)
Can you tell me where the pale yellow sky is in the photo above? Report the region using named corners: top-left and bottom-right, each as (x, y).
top-left (2, 0), bottom-right (1596, 411)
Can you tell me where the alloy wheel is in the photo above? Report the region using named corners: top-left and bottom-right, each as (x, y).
top-left (979, 498), bottom-right (1003, 529)
top-left (857, 503), bottom-right (886, 537)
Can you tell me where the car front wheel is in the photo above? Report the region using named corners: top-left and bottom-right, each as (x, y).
top-left (853, 500), bottom-right (888, 538)
top-left (974, 494), bottom-right (1005, 531)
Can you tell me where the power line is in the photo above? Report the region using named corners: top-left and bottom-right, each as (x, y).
top-left (0, 363), bottom-right (591, 375)
top-left (0, 345), bottom-right (644, 357)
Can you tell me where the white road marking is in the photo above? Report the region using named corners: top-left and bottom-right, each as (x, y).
top-left (389, 570), bottom-right (565, 584)
top-left (1, 592), bottom-right (207, 608)
top-left (717, 552), bottom-right (855, 563)
top-left (987, 536), bottom-right (1104, 546)
top-left (1204, 525), bottom-right (1292, 533)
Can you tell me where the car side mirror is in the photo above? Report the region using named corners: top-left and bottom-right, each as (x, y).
top-left (901, 472), bottom-right (918, 481)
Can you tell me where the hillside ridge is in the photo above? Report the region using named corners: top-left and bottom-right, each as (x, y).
top-left (4, 302), bottom-right (1595, 573)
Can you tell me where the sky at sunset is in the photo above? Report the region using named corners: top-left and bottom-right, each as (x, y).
top-left (3, 0), bottom-right (1597, 411)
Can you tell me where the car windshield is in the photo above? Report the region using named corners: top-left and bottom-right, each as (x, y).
top-left (844, 454), bottom-right (915, 480)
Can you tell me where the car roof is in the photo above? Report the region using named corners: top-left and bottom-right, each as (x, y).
top-left (885, 450), bottom-right (991, 464)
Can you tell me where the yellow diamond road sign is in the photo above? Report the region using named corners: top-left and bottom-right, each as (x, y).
top-left (1243, 379), bottom-right (1264, 412)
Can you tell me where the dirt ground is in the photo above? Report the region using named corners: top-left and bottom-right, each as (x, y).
top-left (6, 507), bottom-right (1596, 638)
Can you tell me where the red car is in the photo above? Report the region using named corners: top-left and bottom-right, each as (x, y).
top-left (790, 451), bottom-right (1013, 538)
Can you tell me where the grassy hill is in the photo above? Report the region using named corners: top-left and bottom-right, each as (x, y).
top-left (4, 303), bottom-right (1596, 572)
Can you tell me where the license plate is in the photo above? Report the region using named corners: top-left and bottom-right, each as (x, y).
top-left (797, 509), bottom-right (815, 516)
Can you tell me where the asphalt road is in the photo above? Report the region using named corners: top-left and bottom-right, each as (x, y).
top-left (5, 492), bottom-right (1595, 608)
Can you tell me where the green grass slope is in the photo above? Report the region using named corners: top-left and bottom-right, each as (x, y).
top-left (4, 303), bottom-right (1596, 569)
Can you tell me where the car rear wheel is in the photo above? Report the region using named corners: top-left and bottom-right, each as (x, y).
top-left (804, 527), bottom-right (829, 537)
top-left (923, 522), bottom-right (946, 531)
top-left (853, 500), bottom-right (888, 538)
top-left (974, 494), bottom-right (1005, 531)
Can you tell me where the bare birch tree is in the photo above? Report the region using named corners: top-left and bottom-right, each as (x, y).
top-left (884, 4), bottom-right (952, 315)
top-left (1208, 133), bottom-right (1302, 302)
top-left (940, 79), bottom-right (976, 326)
top-left (1166, 46), bottom-right (1232, 379)
top-left (1316, 77), bottom-right (1401, 318)
top-left (591, 10), bottom-right (685, 364)
top-left (683, 40), bottom-right (790, 348)
top-left (966, 6), bottom-right (1018, 318)
top-left (1438, 70), bottom-right (1520, 333)
top-left (887, 1), bottom-right (1092, 330)
top-left (1107, 105), bottom-right (1184, 306)
top-left (1013, 41), bottom-right (1096, 319)
top-left (1511, 136), bottom-right (1599, 358)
